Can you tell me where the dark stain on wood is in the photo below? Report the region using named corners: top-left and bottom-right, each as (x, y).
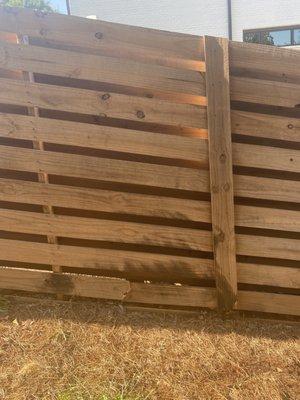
top-left (44, 272), bottom-right (74, 295)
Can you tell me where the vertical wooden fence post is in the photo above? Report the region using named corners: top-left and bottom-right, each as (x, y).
top-left (204, 36), bottom-right (237, 312)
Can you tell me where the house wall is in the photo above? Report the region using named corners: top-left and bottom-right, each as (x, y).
top-left (70, 0), bottom-right (300, 42)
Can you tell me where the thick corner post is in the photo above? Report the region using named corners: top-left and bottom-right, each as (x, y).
top-left (204, 36), bottom-right (237, 312)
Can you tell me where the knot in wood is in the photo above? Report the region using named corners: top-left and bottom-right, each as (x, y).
top-left (287, 124), bottom-right (294, 129)
top-left (101, 93), bottom-right (110, 101)
top-left (219, 153), bottom-right (226, 163)
top-left (223, 182), bottom-right (230, 192)
top-left (95, 32), bottom-right (103, 39)
top-left (136, 110), bottom-right (145, 119)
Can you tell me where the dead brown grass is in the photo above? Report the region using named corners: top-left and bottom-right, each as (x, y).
top-left (0, 295), bottom-right (299, 400)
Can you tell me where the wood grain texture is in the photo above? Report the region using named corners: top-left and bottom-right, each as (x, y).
top-left (231, 110), bottom-right (300, 143)
top-left (235, 205), bottom-right (300, 233)
top-left (238, 263), bottom-right (300, 289)
top-left (0, 266), bottom-right (130, 300)
top-left (0, 266), bottom-right (217, 308)
top-left (236, 291), bottom-right (300, 316)
top-left (234, 174), bottom-right (300, 204)
top-left (0, 42), bottom-right (206, 96)
top-left (0, 78), bottom-right (207, 128)
top-left (231, 76), bottom-right (300, 108)
top-left (233, 143), bottom-right (300, 173)
top-left (0, 146), bottom-right (210, 192)
top-left (230, 41), bottom-right (300, 84)
top-left (0, 178), bottom-right (212, 223)
top-left (0, 6), bottom-right (204, 69)
top-left (0, 178), bottom-right (298, 232)
top-left (0, 208), bottom-right (213, 252)
top-left (0, 238), bottom-right (214, 282)
top-left (205, 36), bottom-right (237, 311)
top-left (19, 34), bottom-right (61, 279)
top-left (0, 113), bottom-right (209, 164)
top-left (126, 283), bottom-right (217, 308)
top-left (237, 234), bottom-right (300, 261)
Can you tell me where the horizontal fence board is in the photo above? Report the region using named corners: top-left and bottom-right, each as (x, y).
top-left (0, 42), bottom-right (206, 96)
top-left (127, 283), bottom-right (216, 308)
top-left (0, 208), bottom-right (298, 260)
top-left (234, 174), bottom-right (300, 204)
top-left (237, 234), bottom-right (300, 261)
top-left (0, 7), bottom-right (204, 69)
top-left (233, 143), bottom-right (300, 174)
top-left (231, 110), bottom-right (300, 143)
top-left (0, 238), bottom-right (214, 282)
top-left (238, 263), bottom-right (300, 289)
top-left (0, 267), bottom-right (217, 308)
top-left (0, 209), bottom-right (213, 252)
top-left (0, 146), bottom-right (210, 192)
top-left (230, 41), bottom-right (300, 84)
top-left (236, 291), bottom-right (300, 316)
top-left (0, 78), bottom-right (207, 128)
top-left (0, 113), bottom-right (209, 163)
top-left (235, 205), bottom-right (300, 233)
top-left (0, 145), bottom-right (298, 202)
top-left (231, 76), bottom-right (300, 108)
top-left (1, 238), bottom-right (298, 290)
top-left (0, 178), bottom-right (298, 232)
top-left (0, 266), bottom-right (129, 300)
top-left (0, 178), bottom-right (212, 223)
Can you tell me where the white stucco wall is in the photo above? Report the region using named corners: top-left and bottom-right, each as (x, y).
top-left (70, 0), bottom-right (228, 37)
top-left (70, 0), bottom-right (300, 42)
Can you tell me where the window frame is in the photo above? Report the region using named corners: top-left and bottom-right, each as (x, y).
top-left (243, 25), bottom-right (300, 47)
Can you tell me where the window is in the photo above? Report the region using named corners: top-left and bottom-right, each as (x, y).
top-left (244, 26), bottom-right (300, 46)
top-left (294, 29), bottom-right (300, 45)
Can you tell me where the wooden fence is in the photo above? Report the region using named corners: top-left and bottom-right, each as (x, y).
top-left (0, 6), bottom-right (299, 316)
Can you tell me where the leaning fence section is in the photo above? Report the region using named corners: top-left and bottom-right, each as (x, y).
top-left (0, 6), bottom-right (298, 316)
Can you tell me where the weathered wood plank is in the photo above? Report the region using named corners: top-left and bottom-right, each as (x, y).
top-left (1, 238), bottom-right (298, 289)
top-left (0, 78), bottom-right (207, 128)
top-left (0, 178), bottom-right (298, 232)
top-left (0, 178), bottom-right (212, 222)
top-left (0, 145), bottom-right (298, 202)
top-left (236, 291), bottom-right (300, 316)
top-left (0, 266), bottom-right (217, 308)
top-left (237, 234), bottom-right (300, 261)
top-left (235, 205), bottom-right (300, 233)
top-left (234, 174), bottom-right (300, 204)
top-left (0, 266), bottom-right (130, 300)
top-left (231, 76), bottom-right (300, 108)
top-left (205, 36), bottom-right (237, 311)
top-left (0, 113), bottom-right (209, 164)
top-left (0, 6), bottom-right (204, 69)
top-left (0, 146), bottom-right (210, 192)
top-left (233, 143), bottom-right (300, 174)
top-left (0, 208), bottom-right (213, 252)
top-left (230, 41), bottom-right (300, 84)
top-left (231, 110), bottom-right (300, 143)
top-left (0, 42), bottom-right (205, 96)
top-left (238, 263), bottom-right (300, 289)
top-left (0, 238), bottom-right (214, 282)
top-left (126, 283), bottom-right (217, 308)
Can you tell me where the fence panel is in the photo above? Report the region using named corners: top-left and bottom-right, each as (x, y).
top-left (0, 7), bottom-right (299, 316)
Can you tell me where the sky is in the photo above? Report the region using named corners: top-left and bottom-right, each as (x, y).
top-left (49, 0), bottom-right (67, 14)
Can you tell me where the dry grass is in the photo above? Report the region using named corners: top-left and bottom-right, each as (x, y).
top-left (0, 295), bottom-right (299, 400)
